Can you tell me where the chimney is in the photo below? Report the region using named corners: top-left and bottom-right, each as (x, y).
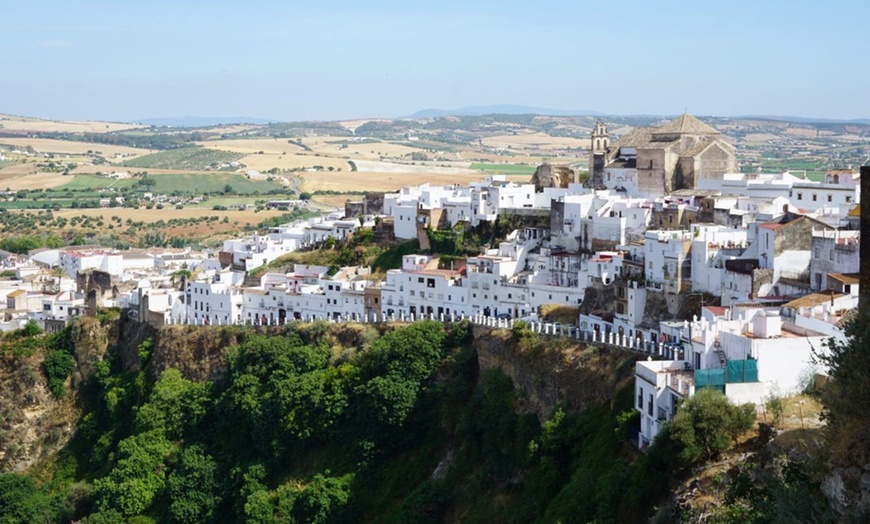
top-left (861, 166), bottom-right (870, 308)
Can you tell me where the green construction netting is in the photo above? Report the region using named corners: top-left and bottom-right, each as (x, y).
top-left (726, 359), bottom-right (758, 383)
top-left (694, 367), bottom-right (725, 388)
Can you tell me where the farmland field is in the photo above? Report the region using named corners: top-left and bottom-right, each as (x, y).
top-left (0, 137), bottom-right (148, 159)
top-left (470, 162), bottom-right (537, 175)
top-left (0, 170), bottom-right (70, 190)
top-left (122, 147), bottom-right (244, 170)
top-left (59, 174), bottom-right (138, 190)
top-left (0, 115), bottom-right (144, 133)
top-left (197, 138), bottom-right (305, 155)
top-left (51, 207), bottom-right (285, 226)
top-left (299, 171), bottom-right (486, 193)
top-left (146, 172), bottom-right (284, 194)
top-left (480, 132), bottom-right (590, 152)
top-left (237, 153), bottom-right (348, 172)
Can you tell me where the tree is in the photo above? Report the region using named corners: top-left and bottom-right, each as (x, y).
top-left (293, 473), bottom-right (353, 524)
top-left (92, 431), bottom-right (174, 517)
top-left (668, 388), bottom-right (755, 462)
top-left (815, 310), bottom-right (870, 465)
top-left (0, 474), bottom-right (59, 524)
top-left (223, 184), bottom-right (234, 194)
top-left (168, 445), bottom-right (219, 524)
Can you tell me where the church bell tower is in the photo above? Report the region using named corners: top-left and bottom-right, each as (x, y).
top-left (587, 121), bottom-right (609, 189)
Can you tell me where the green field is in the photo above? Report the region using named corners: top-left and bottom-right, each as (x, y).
top-left (470, 162), bottom-right (537, 175)
top-left (122, 147), bottom-right (244, 170)
top-left (60, 174), bottom-right (137, 190)
top-left (147, 173), bottom-right (283, 194)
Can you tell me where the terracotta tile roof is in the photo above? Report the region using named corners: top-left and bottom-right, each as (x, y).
top-left (703, 306), bottom-right (728, 317)
top-left (827, 272), bottom-right (859, 285)
top-left (783, 292), bottom-right (847, 309)
top-left (653, 113), bottom-right (720, 136)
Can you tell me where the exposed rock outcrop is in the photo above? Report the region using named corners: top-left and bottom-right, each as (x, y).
top-left (473, 326), bottom-right (636, 420)
top-left (530, 162), bottom-right (575, 190)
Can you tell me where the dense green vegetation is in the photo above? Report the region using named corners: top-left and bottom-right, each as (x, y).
top-left (0, 319), bottom-right (696, 523)
top-left (3, 309), bottom-right (868, 522)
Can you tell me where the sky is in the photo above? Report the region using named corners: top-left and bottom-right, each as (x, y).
top-left (1, 0), bottom-right (868, 122)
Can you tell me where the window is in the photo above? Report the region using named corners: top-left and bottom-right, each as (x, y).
top-left (418, 277), bottom-right (424, 283)
top-left (797, 193), bottom-right (803, 200)
top-left (846, 196), bottom-right (852, 203)
top-left (637, 388), bottom-right (643, 408)
top-left (827, 194), bottom-right (832, 202)
top-left (647, 394), bottom-right (653, 416)
top-left (812, 194), bottom-right (817, 202)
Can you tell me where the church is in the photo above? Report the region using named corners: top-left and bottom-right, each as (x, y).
top-left (587, 113), bottom-right (737, 197)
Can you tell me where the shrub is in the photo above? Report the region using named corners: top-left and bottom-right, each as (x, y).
top-left (668, 388), bottom-right (755, 462)
top-left (43, 350), bottom-right (75, 397)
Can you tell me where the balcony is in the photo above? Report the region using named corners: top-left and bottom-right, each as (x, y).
top-left (657, 407), bottom-right (669, 422)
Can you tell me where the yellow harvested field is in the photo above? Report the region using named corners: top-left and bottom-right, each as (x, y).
top-left (463, 152), bottom-right (586, 165)
top-left (785, 128), bottom-right (817, 138)
top-left (237, 153), bottom-right (347, 172)
top-left (301, 137), bottom-right (425, 160)
top-left (350, 159), bottom-right (475, 174)
top-left (0, 137), bottom-right (148, 159)
top-left (313, 194), bottom-right (356, 208)
top-left (0, 171), bottom-right (70, 190)
top-left (481, 132), bottom-right (590, 151)
top-left (0, 115), bottom-right (143, 133)
top-left (0, 163), bottom-right (40, 179)
top-left (742, 133), bottom-right (781, 142)
top-left (52, 207), bottom-right (284, 225)
top-left (299, 171), bottom-right (487, 193)
top-left (197, 138), bottom-right (302, 155)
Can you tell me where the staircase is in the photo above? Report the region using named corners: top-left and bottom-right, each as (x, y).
top-left (714, 344), bottom-right (727, 367)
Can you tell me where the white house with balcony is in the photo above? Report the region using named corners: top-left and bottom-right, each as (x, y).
top-left (634, 358), bottom-right (694, 449)
top-left (380, 255), bottom-right (469, 320)
top-left (182, 270), bottom-right (245, 325)
top-left (690, 224), bottom-right (749, 295)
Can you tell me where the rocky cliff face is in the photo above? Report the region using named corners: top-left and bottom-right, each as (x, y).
top-left (0, 316), bottom-right (112, 473)
top-left (473, 326), bottom-right (636, 420)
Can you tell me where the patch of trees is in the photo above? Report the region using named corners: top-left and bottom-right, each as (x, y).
top-left (0, 130), bottom-right (209, 150)
top-left (0, 233), bottom-right (64, 254)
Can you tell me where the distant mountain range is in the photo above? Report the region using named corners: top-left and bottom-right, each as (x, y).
top-left (404, 105), bottom-right (603, 118)
top-left (727, 115), bottom-right (870, 125)
top-left (132, 110), bottom-right (870, 128)
top-left (136, 116), bottom-right (280, 127)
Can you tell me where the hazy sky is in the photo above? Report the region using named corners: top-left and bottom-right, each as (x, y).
top-left (1, 0), bottom-right (867, 122)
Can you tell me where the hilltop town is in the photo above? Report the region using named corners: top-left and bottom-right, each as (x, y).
top-left (0, 114), bottom-right (861, 453)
